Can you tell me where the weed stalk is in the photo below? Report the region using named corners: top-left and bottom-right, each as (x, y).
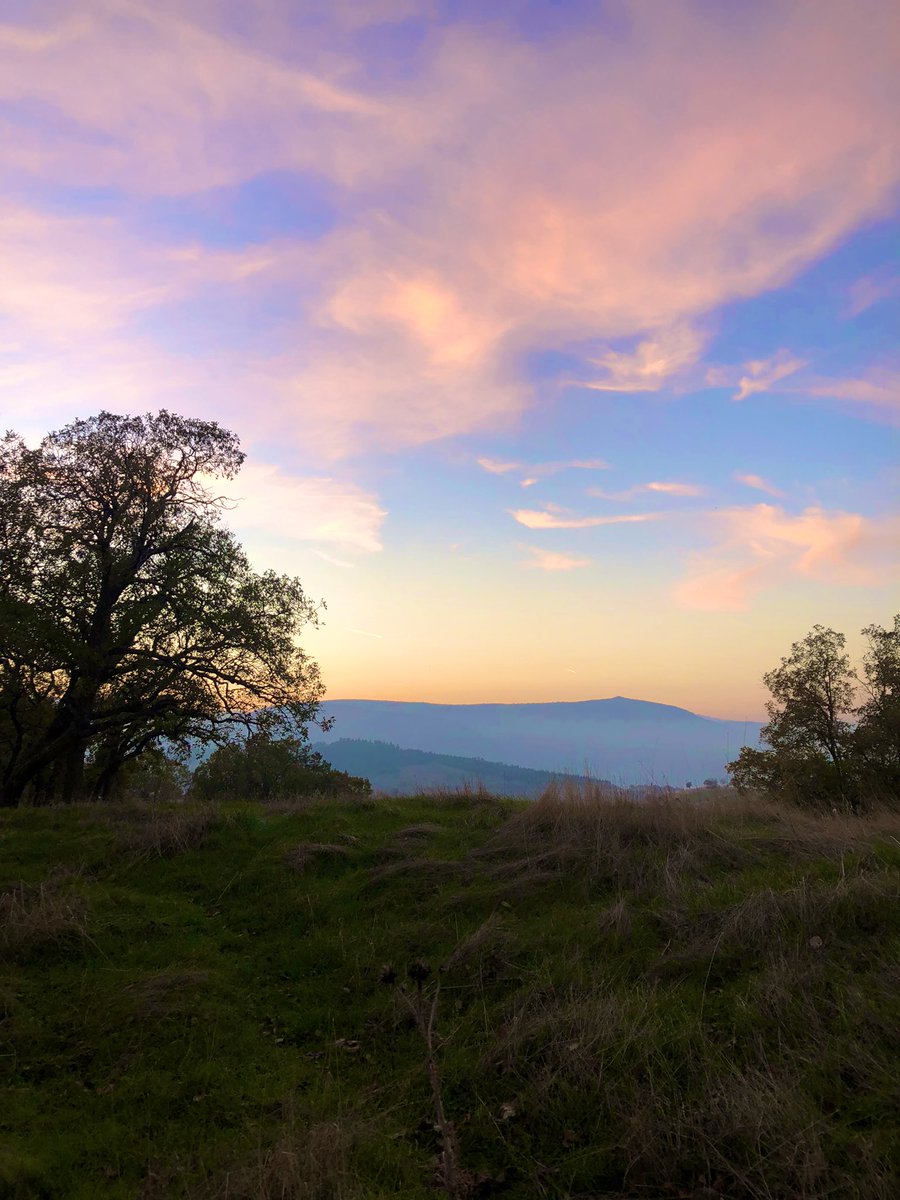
top-left (395, 961), bottom-right (463, 1199)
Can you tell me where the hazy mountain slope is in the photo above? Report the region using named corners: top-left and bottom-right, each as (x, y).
top-left (313, 738), bottom-right (605, 797)
top-left (316, 697), bottom-right (761, 785)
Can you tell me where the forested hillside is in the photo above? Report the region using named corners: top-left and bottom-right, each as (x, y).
top-left (314, 738), bottom-right (605, 796)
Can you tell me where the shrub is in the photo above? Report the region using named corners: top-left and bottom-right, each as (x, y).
top-left (191, 732), bottom-right (371, 801)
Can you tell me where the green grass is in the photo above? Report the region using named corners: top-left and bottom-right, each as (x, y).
top-left (1, 787), bottom-right (899, 1198)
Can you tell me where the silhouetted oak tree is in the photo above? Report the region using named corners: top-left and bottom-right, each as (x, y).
top-left (0, 410), bottom-right (324, 805)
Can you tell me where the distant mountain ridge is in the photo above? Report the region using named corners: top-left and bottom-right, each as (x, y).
top-left (313, 738), bottom-right (607, 797)
top-left (315, 696), bottom-right (761, 786)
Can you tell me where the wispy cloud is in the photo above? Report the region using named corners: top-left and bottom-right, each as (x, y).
top-left (674, 503), bottom-right (899, 611)
top-left (579, 323), bottom-right (706, 393)
top-left (511, 508), bottom-right (661, 530)
top-left (734, 472), bottom-right (785, 498)
top-left (477, 456), bottom-right (520, 475)
top-left (707, 355), bottom-right (898, 424)
top-left (522, 546), bottom-right (591, 571)
top-left (587, 481), bottom-right (705, 501)
top-left (478, 456), bottom-right (608, 478)
top-left (313, 550), bottom-right (356, 569)
top-left (847, 270), bottom-right (900, 317)
top-left (646, 481), bottom-right (705, 496)
top-left (732, 351), bottom-right (807, 402)
top-left (799, 369), bottom-right (900, 420)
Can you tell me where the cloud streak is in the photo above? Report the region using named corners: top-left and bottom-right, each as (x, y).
top-left (578, 324), bottom-right (706, 393)
top-left (732, 352), bottom-right (807, 402)
top-left (799, 370), bottom-right (900, 420)
top-left (478, 455), bottom-right (608, 484)
top-left (588, 480), bottom-right (705, 501)
top-left (511, 508), bottom-right (661, 531)
top-left (522, 546), bottom-right (591, 571)
top-left (734, 472), bottom-right (785, 499)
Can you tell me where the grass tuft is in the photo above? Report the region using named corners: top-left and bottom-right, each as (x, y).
top-left (113, 804), bottom-right (225, 858)
top-left (284, 842), bottom-right (351, 872)
top-left (0, 877), bottom-right (88, 960)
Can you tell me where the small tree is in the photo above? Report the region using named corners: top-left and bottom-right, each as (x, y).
top-left (191, 733), bottom-right (371, 801)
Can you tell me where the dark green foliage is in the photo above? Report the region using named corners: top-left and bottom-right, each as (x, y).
top-left (855, 616), bottom-right (900, 794)
top-left (729, 617), bottom-right (900, 810)
top-left (89, 747), bottom-right (191, 803)
top-left (191, 733), bottom-right (371, 800)
top-left (2, 790), bottom-right (899, 1198)
top-left (0, 411), bottom-right (324, 806)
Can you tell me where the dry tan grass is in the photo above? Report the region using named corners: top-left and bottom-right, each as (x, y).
top-left (486, 981), bottom-right (656, 1087)
top-left (473, 782), bottom-right (900, 901)
top-left (362, 855), bottom-right (465, 891)
top-left (484, 976), bottom-right (896, 1198)
top-left (440, 913), bottom-right (517, 995)
top-left (408, 782), bottom-right (509, 814)
top-left (0, 879), bottom-right (88, 960)
top-left (284, 843), bottom-right (351, 872)
top-left (124, 969), bottom-right (212, 1019)
top-left (659, 870), bottom-right (898, 952)
top-left (192, 1109), bottom-right (367, 1200)
top-left (596, 893), bottom-right (634, 939)
top-left (393, 823), bottom-right (446, 840)
top-left (114, 806), bottom-right (224, 858)
top-left (473, 787), bottom-right (759, 897)
top-left (623, 1063), bottom-right (835, 1199)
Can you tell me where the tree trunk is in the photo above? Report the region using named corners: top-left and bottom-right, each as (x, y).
top-left (57, 737), bottom-right (88, 803)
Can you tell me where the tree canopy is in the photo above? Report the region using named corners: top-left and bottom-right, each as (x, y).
top-left (728, 617), bottom-right (900, 811)
top-left (0, 410), bottom-right (325, 806)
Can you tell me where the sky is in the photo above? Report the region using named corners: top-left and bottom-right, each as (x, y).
top-left (1, 0), bottom-right (898, 721)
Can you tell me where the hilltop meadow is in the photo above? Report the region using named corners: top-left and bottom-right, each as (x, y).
top-left (2, 416), bottom-right (898, 1197)
top-left (3, 782), bottom-right (899, 1200)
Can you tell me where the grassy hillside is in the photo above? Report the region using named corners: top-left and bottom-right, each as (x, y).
top-left (2, 787), bottom-right (899, 1199)
top-left (313, 738), bottom-right (608, 797)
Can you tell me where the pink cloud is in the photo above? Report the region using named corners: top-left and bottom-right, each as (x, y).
top-left (847, 270), bottom-right (900, 316)
top-left (478, 456), bottom-right (608, 480)
top-left (523, 546), bottom-right (591, 571)
top-left (587, 481), bottom-right (705, 501)
top-left (732, 352), bottom-right (807, 402)
top-left (799, 370), bottom-right (900, 420)
top-left (674, 503), bottom-right (900, 611)
top-left (477, 457), bottom-right (520, 475)
top-left (674, 563), bottom-right (769, 613)
top-left (511, 508), bottom-right (661, 531)
top-left (645, 481), bottom-right (705, 497)
top-left (579, 324), bottom-right (707, 393)
top-left (733, 472), bottom-right (785, 499)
